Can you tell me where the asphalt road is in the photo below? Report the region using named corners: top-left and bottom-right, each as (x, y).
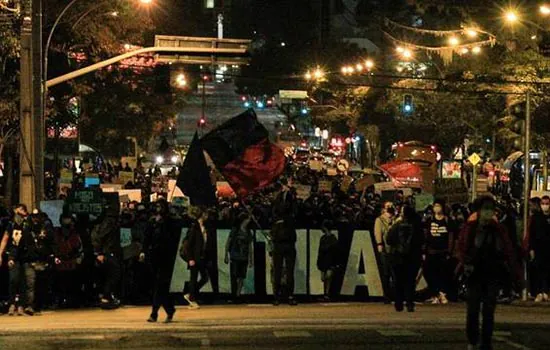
top-left (1, 303), bottom-right (549, 349)
top-left (175, 82), bottom-right (286, 144)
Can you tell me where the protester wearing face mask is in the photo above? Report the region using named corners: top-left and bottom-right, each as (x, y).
top-left (140, 199), bottom-right (182, 323)
top-left (3, 205), bottom-right (35, 316)
top-left (375, 202), bottom-right (396, 304)
top-left (528, 196), bottom-right (550, 303)
top-left (458, 196), bottom-right (521, 350)
top-left (423, 199), bottom-right (455, 305)
top-left (54, 214), bottom-right (83, 308)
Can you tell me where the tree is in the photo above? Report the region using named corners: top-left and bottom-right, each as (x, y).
top-left (44, 0), bottom-right (175, 158)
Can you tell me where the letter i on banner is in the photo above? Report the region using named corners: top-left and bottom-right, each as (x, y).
top-left (340, 230), bottom-right (383, 296)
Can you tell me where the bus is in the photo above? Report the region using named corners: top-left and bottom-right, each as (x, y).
top-left (391, 141), bottom-right (439, 193)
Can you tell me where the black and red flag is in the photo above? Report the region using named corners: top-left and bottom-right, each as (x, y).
top-left (200, 109), bottom-right (286, 197)
top-left (177, 132), bottom-right (217, 207)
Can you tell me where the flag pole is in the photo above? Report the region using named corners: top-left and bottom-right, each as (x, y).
top-left (239, 199), bottom-right (270, 242)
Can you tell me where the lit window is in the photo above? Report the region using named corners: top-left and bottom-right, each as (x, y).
top-left (206, 0), bottom-right (214, 8)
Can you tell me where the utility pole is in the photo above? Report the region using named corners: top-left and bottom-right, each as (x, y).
top-left (18, 0), bottom-right (43, 209)
top-left (522, 91), bottom-right (531, 302)
top-left (18, 0), bottom-right (34, 208)
top-left (32, 0), bottom-right (43, 206)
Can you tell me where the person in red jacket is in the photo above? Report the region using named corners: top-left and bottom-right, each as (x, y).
top-left (458, 196), bottom-right (521, 350)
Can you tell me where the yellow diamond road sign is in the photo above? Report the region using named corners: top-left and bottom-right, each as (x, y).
top-left (469, 153), bottom-right (481, 166)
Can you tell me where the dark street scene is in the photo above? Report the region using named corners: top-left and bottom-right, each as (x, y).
top-left (1, 0), bottom-right (550, 349)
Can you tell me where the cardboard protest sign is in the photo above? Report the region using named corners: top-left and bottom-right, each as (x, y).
top-left (118, 189), bottom-right (142, 203)
top-left (295, 184), bottom-right (312, 200)
top-left (309, 160), bottom-right (323, 171)
top-left (414, 194), bottom-right (434, 212)
top-left (168, 179), bottom-right (185, 202)
top-left (318, 180), bottom-right (333, 193)
top-left (340, 176), bottom-right (353, 193)
top-left (327, 168), bottom-right (337, 176)
top-left (120, 228), bottom-right (132, 248)
top-left (60, 169), bottom-right (73, 184)
top-left (118, 171), bottom-right (134, 186)
top-left (40, 200), bottom-right (64, 227)
top-left (66, 189), bottom-right (104, 215)
top-left (355, 177), bottom-right (373, 192)
top-left (434, 178), bottom-right (469, 205)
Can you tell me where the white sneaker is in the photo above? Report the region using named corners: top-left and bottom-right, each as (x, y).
top-left (535, 293), bottom-right (544, 303)
top-left (543, 293), bottom-right (549, 302)
top-left (184, 293), bottom-right (200, 310)
top-left (439, 292), bottom-right (449, 305)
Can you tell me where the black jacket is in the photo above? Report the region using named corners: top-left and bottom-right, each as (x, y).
top-left (91, 216), bottom-right (121, 257)
top-left (142, 215), bottom-right (183, 267)
top-left (185, 220), bottom-right (216, 264)
top-left (8, 219), bottom-right (55, 264)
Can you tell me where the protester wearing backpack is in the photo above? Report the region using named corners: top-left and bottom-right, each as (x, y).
top-left (386, 205), bottom-right (424, 312)
top-left (458, 196), bottom-right (521, 350)
top-left (224, 212), bottom-right (254, 302)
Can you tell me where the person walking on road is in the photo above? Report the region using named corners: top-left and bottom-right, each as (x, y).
top-left (183, 206), bottom-right (214, 309)
top-left (423, 199), bottom-right (455, 304)
top-left (140, 199), bottom-right (182, 323)
top-left (374, 202), bottom-right (395, 304)
top-left (386, 205), bottom-right (424, 312)
top-left (271, 179), bottom-right (298, 306)
top-left (458, 196), bottom-right (521, 350)
top-left (528, 195), bottom-right (550, 302)
top-left (224, 212), bottom-right (254, 302)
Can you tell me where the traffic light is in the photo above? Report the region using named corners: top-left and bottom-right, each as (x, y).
top-left (403, 94), bottom-right (413, 114)
top-left (497, 100), bottom-right (525, 151)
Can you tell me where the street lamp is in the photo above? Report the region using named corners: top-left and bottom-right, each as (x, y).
top-left (504, 9), bottom-right (519, 24)
top-left (540, 5), bottom-right (550, 15)
top-left (448, 36), bottom-right (460, 46)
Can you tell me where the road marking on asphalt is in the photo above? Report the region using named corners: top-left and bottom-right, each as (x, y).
top-left (377, 330), bottom-right (421, 337)
top-left (494, 336), bottom-right (532, 350)
top-left (321, 303), bottom-right (349, 306)
top-left (273, 331), bottom-right (312, 338)
top-left (494, 331), bottom-right (513, 337)
top-left (200, 339), bottom-right (211, 347)
top-left (52, 335), bottom-right (106, 340)
top-left (247, 304), bottom-right (274, 307)
top-left (171, 333), bottom-right (208, 339)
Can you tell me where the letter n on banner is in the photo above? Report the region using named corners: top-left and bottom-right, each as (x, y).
top-left (340, 230), bottom-right (383, 296)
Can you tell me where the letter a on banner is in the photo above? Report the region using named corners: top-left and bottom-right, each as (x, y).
top-left (341, 231), bottom-right (383, 296)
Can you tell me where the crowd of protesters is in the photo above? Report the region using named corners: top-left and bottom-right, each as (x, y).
top-left (1, 162), bottom-right (549, 334)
